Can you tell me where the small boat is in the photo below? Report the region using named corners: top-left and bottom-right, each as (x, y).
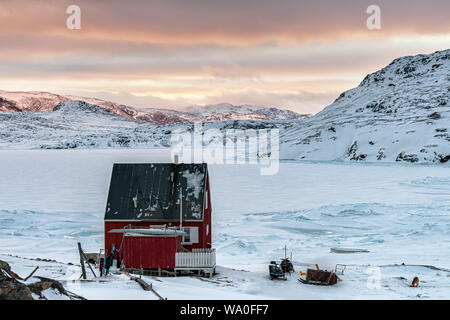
top-left (330, 247), bottom-right (369, 254)
top-left (298, 268), bottom-right (339, 286)
top-left (269, 261), bottom-right (287, 280)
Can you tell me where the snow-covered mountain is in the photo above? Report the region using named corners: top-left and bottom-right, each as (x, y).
top-left (280, 49), bottom-right (450, 163)
top-left (0, 90), bottom-right (307, 124)
top-left (0, 49), bottom-right (448, 163)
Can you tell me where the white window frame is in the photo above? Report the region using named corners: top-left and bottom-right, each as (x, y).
top-left (182, 226), bottom-right (199, 244)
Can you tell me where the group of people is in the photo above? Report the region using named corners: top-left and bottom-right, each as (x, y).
top-left (99, 245), bottom-right (122, 276)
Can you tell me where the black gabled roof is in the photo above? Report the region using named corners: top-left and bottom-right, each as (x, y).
top-left (104, 163), bottom-right (207, 221)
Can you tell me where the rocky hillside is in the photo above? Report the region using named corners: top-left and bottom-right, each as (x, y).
top-left (280, 49), bottom-right (450, 163)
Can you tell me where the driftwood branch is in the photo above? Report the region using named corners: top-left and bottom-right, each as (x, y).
top-left (31, 276), bottom-right (87, 300)
top-left (1, 259), bottom-right (85, 300)
top-left (24, 266), bottom-right (39, 281)
top-left (123, 271), bottom-right (165, 300)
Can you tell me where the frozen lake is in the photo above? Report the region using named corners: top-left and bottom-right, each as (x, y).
top-left (0, 149), bottom-right (449, 299)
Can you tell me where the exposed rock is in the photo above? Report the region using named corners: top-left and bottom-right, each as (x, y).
top-left (428, 112), bottom-right (441, 120)
top-left (396, 152), bottom-right (419, 163)
top-left (346, 141), bottom-right (367, 161)
top-left (0, 260), bottom-right (33, 300)
top-left (0, 279), bottom-right (34, 300)
top-left (438, 154), bottom-right (450, 163)
top-left (377, 148), bottom-right (387, 160)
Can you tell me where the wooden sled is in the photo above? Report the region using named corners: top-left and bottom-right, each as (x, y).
top-left (298, 269), bottom-right (339, 286)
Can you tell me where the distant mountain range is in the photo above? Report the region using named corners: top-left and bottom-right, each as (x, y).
top-left (0, 49), bottom-right (449, 163)
top-left (0, 90), bottom-right (308, 124)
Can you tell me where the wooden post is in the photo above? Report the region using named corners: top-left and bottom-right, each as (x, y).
top-left (284, 245), bottom-right (287, 261)
top-left (81, 250), bottom-right (97, 278)
top-left (78, 242), bottom-right (87, 280)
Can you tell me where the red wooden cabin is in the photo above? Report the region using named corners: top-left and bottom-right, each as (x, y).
top-left (104, 163), bottom-right (212, 270)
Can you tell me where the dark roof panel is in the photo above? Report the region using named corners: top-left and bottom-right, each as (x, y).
top-left (105, 163), bottom-right (207, 221)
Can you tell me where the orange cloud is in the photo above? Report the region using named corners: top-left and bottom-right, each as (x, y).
top-left (1, 0), bottom-right (449, 45)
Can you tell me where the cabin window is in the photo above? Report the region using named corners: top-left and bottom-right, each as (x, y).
top-left (206, 225), bottom-right (209, 236)
top-left (205, 190), bottom-right (208, 209)
top-left (183, 228), bottom-right (191, 243)
top-left (182, 227), bottom-right (198, 244)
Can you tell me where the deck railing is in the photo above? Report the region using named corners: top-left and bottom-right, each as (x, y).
top-left (175, 248), bottom-right (216, 269)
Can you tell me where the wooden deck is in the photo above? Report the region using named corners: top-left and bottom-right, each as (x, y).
top-left (175, 248), bottom-right (216, 277)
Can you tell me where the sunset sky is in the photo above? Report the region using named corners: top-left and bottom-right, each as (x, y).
top-left (0, 0), bottom-right (449, 114)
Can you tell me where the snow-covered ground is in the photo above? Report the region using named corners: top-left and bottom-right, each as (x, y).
top-left (0, 149), bottom-right (449, 299)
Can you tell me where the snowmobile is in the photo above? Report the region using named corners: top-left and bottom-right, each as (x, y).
top-left (269, 261), bottom-right (287, 280)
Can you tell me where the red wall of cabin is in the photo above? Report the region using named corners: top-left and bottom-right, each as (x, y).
top-left (122, 235), bottom-right (181, 269)
top-left (105, 220), bottom-right (207, 255)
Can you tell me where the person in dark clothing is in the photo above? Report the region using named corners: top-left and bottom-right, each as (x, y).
top-left (99, 257), bottom-right (104, 277)
top-left (104, 244), bottom-right (116, 275)
top-left (104, 253), bottom-right (113, 275)
top-left (116, 248), bottom-right (122, 269)
top-left (104, 256), bottom-right (110, 275)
